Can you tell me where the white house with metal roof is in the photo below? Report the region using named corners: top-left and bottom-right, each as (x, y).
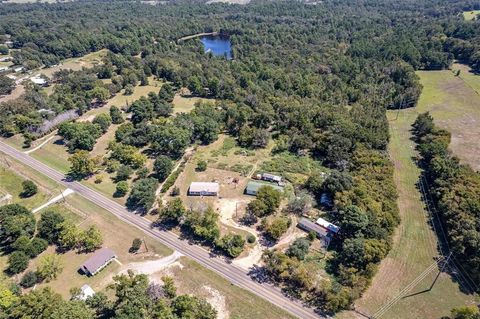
top-left (188, 182), bottom-right (219, 196)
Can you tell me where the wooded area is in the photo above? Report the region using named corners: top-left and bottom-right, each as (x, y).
top-left (0, 0), bottom-right (479, 316)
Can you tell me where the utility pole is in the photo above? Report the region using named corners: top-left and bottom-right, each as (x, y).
top-left (143, 236), bottom-right (149, 252)
top-left (428, 252), bottom-right (452, 291)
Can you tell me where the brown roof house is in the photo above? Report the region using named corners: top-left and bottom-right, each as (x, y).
top-left (80, 248), bottom-right (116, 276)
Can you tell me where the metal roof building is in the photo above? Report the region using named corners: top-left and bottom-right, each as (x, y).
top-left (80, 248), bottom-right (116, 276)
top-left (188, 182), bottom-right (219, 196)
top-left (261, 173), bottom-right (282, 183)
top-left (316, 217), bottom-right (340, 234)
top-left (245, 181), bottom-right (283, 196)
top-left (297, 218), bottom-right (331, 247)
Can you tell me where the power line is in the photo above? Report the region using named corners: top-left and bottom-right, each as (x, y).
top-left (371, 257), bottom-right (444, 318)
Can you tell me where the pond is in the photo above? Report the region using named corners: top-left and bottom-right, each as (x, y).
top-left (200, 35), bottom-right (232, 60)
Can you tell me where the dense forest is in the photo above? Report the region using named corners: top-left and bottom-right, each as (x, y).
top-left (0, 0), bottom-right (479, 314)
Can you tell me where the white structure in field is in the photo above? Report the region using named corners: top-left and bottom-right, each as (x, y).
top-left (79, 284), bottom-right (95, 300)
top-left (188, 182), bottom-right (219, 196)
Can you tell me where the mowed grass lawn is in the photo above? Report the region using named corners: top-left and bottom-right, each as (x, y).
top-left (415, 65), bottom-right (480, 171)
top-left (462, 10), bottom-right (480, 20)
top-left (172, 94), bottom-right (214, 114)
top-left (344, 67), bottom-right (480, 319)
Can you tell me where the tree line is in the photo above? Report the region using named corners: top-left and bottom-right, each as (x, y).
top-left (413, 112), bottom-right (480, 288)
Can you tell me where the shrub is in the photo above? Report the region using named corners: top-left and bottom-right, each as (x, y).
top-left (286, 238), bottom-right (311, 260)
top-left (115, 164), bottom-right (133, 182)
top-left (130, 238), bottom-right (142, 253)
top-left (7, 251), bottom-right (29, 274)
top-left (20, 271), bottom-right (38, 288)
top-left (196, 160), bottom-right (207, 172)
top-left (171, 186), bottom-right (180, 196)
top-left (137, 167), bottom-right (149, 179)
top-left (114, 181), bottom-right (129, 197)
top-left (262, 215), bottom-right (291, 240)
top-left (21, 180), bottom-right (38, 198)
top-left (154, 155), bottom-right (173, 182)
top-left (27, 237), bottom-right (48, 258)
top-left (247, 234), bottom-right (256, 244)
top-left (217, 234), bottom-right (245, 258)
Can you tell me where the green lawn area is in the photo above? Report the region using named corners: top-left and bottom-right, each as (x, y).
top-left (172, 94), bottom-right (214, 114)
top-left (0, 161), bottom-right (51, 210)
top-left (462, 10), bottom-right (480, 20)
top-left (414, 65), bottom-right (480, 171)
top-left (192, 134), bottom-right (273, 177)
top-left (345, 70), bottom-right (480, 319)
top-left (30, 136), bottom-right (71, 174)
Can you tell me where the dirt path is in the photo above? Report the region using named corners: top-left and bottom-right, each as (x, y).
top-left (25, 134), bottom-right (55, 154)
top-left (121, 250), bottom-right (183, 275)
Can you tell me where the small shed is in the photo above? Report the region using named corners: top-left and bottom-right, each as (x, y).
top-left (188, 182), bottom-right (219, 196)
top-left (80, 248), bottom-right (116, 276)
top-left (79, 284), bottom-right (95, 300)
top-left (297, 218), bottom-right (331, 246)
top-left (245, 181), bottom-right (283, 196)
top-left (261, 173), bottom-right (282, 183)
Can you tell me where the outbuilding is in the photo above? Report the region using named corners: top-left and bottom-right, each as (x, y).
top-left (245, 181), bottom-right (283, 196)
top-left (79, 284), bottom-right (95, 300)
top-left (297, 218), bottom-right (332, 247)
top-left (316, 217), bottom-right (340, 234)
top-left (188, 182), bottom-right (219, 196)
top-left (261, 173), bottom-right (282, 184)
top-left (80, 248), bottom-right (116, 276)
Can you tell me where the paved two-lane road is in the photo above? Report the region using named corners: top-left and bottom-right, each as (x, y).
top-left (0, 141), bottom-right (320, 319)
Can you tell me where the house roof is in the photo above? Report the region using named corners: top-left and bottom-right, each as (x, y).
top-left (298, 218), bottom-right (329, 237)
top-left (245, 181), bottom-right (283, 193)
top-left (189, 182), bottom-right (219, 193)
top-left (316, 217), bottom-right (340, 233)
top-left (81, 248), bottom-right (116, 274)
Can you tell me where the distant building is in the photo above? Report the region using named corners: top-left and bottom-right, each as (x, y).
top-left (0, 66), bottom-right (8, 73)
top-left (30, 76), bottom-right (47, 86)
top-left (316, 217), bottom-right (340, 234)
top-left (297, 218), bottom-right (331, 247)
top-left (260, 173), bottom-right (282, 184)
top-left (79, 284), bottom-right (95, 300)
top-left (245, 181), bottom-right (283, 196)
top-left (188, 182), bottom-right (219, 196)
top-left (80, 248), bottom-right (116, 276)
top-left (13, 66), bottom-right (24, 73)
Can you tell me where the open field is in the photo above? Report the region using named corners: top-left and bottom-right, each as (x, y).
top-left (40, 49), bottom-right (107, 79)
top-left (414, 64), bottom-right (480, 171)
top-left (462, 10), bottom-right (480, 20)
top-left (343, 68), bottom-right (480, 319)
top-left (164, 257), bottom-right (295, 319)
top-left (172, 93), bottom-right (214, 114)
top-left (0, 163), bottom-right (50, 210)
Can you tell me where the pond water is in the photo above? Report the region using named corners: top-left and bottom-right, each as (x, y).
top-left (200, 36), bottom-right (232, 60)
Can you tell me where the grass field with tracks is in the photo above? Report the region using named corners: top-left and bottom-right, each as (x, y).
top-left (341, 65), bottom-right (480, 319)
